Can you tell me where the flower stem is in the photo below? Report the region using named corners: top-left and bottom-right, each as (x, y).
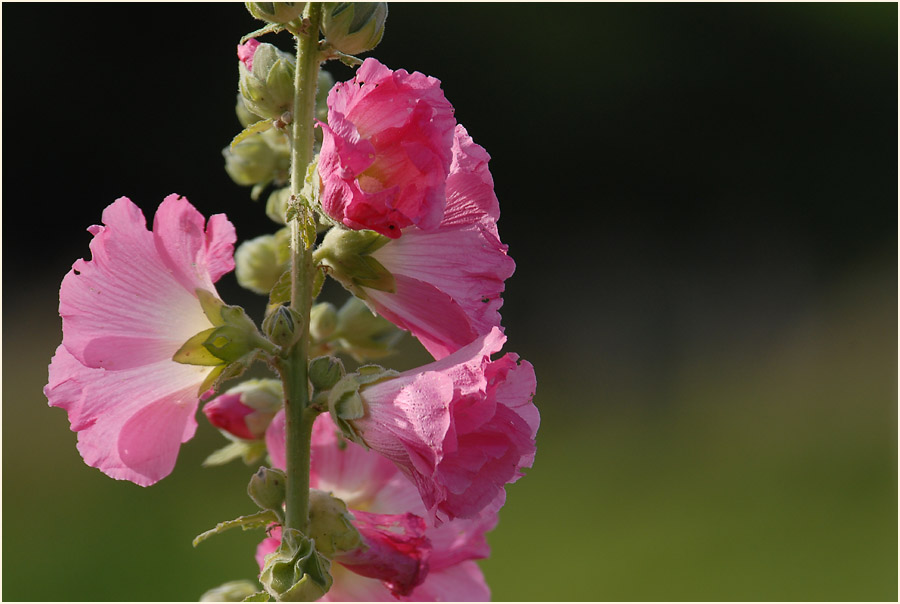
top-left (282, 2), bottom-right (323, 535)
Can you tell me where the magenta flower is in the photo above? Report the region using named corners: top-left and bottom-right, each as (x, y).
top-left (261, 414), bottom-right (496, 601)
top-left (318, 57), bottom-right (456, 238)
top-left (362, 124), bottom-right (515, 359)
top-left (44, 195), bottom-right (236, 486)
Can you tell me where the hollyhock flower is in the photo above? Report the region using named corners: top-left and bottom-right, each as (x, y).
top-left (261, 413), bottom-right (496, 601)
top-left (44, 195), bottom-right (236, 486)
top-left (318, 57), bottom-right (456, 238)
top-left (202, 379), bottom-right (282, 441)
top-left (364, 124), bottom-right (515, 359)
top-left (328, 327), bottom-right (538, 525)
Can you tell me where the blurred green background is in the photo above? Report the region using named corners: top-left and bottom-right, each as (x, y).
top-left (3, 3), bottom-right (896, 601)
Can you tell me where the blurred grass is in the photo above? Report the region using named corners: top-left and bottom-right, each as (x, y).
top-left (3, 264), bottom-right (896, 600)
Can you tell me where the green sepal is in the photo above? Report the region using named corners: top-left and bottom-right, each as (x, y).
top-left (309, 356), bottom-right (344, 392)
top-left (259, 528), bottom-right (333, 602)
top-left (231, 118), bottom-right (275, 150)
top-left (242, 592), bottom-right (271, 602)
top-left (202, 440), bottom-right (267, 467)
top-left (204, 325), bottom-right (263, 363)
top-left (197, 289), bottom-right (227, 326)
top-left (307, 489), bottom-right (362, 557)
top-left (193, 510), bottom-right (279, 547)
top-left (173, 328), bottom-right (222, 366)
top-left (198, 365), bottom-right (226, 396)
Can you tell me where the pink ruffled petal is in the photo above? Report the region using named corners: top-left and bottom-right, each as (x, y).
top-left (408, 560), bottom-right (490, 602)
top-left (337, 511), bottom-right (430, 597)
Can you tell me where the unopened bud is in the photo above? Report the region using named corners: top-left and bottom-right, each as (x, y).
top-left (200, 580), bottom-right (260, 602)
top-left (310, 302), bottom-right (338, 341)
top-left (246, 2), bottom-right (306, 24)
top-left (263, 305), bottom-right (304, 349)
top-left (309, 355), bottom-right (344, 391)
top-left (235, 230), bottom-right (290, 295)
top-left (239, 41), bottom-right (296, 120)
top-left (321, 3), bottom-right (388, 56)
top-left (224, 129), bottom-right (289, 187)
top-left (307, 489), bottom-right (362, 557)
top-left (260, 528), bottom-right (332, 602)
top-left (203, 378), bottom-right (283, 440)
top-left (248, 466), bottom-right (287, 511)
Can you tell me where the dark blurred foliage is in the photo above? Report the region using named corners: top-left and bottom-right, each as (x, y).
top-left (3, 3), bottom-right (896, 601)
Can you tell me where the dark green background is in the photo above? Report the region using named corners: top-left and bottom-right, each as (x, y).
top-left (3, 3), bottom-right (896, 601)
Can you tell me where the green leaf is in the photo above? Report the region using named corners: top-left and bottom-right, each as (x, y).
top-left (192, 510), bottom-right (279, 547)
top-left (269, 270), bottom-right (292, 306)
top-left (196, 289), bottom-right (226, 326)
top-left (202, 441), bottom-right (251, 467)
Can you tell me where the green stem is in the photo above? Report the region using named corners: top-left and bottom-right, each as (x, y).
top-left (282, 2), bottom-right (324, 535)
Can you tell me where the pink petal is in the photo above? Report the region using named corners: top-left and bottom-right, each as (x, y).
top-left (408, 560), bottom-right (490, 602)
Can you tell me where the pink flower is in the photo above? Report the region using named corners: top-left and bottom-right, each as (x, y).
top-left (343, 327), bottom-right (538, 524)
top-left (362, 124), bottom-right (515, 359)
top-left (44, 195), bottom-right (236, 486)
top-left (237, 39), bottom-right (260, 69)
top-left (261, 414), bottom-right (496, 601)
top-left (318, 58), bottom-right (456, 238)
top-left (202, 379), bottom-right (281, 441)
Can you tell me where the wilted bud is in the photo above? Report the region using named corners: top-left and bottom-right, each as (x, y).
top-left (263, 305), bottom-right (304, 349)
top-left (248, 466), bottom-right (287, 511)
top-left (321, 3), bottom-right (388, 56)
top-left (235, 229), bottom-right (290, 294)
top-left (246, 2), bottom-right (306, 24)
top-left (239, 40), bottom-right (296, 120)
top-left (202, 378), bottom-right (283, 440)
top-left (307, 489), bottom-right (362, 557)
top-left (309, 355), bottom-right (344, 391)
top-left (260, 528), bottom-right (333, 601)
top-left (200, 580), bottom-right (260, 602)
top-left (310, 302), bottom-right (338, 341)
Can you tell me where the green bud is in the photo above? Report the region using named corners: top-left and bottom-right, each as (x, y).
top-left (235, 229), bottom-right (291, 294)
top-left (321, 3), bottom-right (388, 56)
top-left (246, 2), bottom-right (306, 25)
top-left (240, 43), bottom-right (296, 120)
top-left (265, 187), bottom-right (291, 224)
top-left (260, 528), bottom-right (332, 602)
top-left (307, 489), bottom-right (362, 557)
top-left (316, 70), bottom-right (335, 123)
top-left (248, 466), bottom-right (287, 512)
top-left (309, 355), bottom-right (344, 392)
top-left (236, 93), bottom-right (264, 128)
top-left (263, 305), bottom-right (304, 349)
top-left (200, 580), bottom-right (261, 602)
top-left (310, 302), bottom-right (338, 341)
top-left (224, 128), bottom-right (290, 188)
top-left (333, 297), bottom-right (404, 361)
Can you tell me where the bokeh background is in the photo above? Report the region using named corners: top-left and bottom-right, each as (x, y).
top-left (2, 3), bottom-right (896, 601)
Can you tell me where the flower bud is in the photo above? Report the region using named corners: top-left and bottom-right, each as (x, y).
top-left (200, 580), bottom-right (260, 602)
top-left (239, 41), bottom-right (296, 120)
top-left (316, 228), bottom-right (395, 297)
top-left (309, 355), bottom-right (344, 391)
top-left (236, 94), bottom-right (265, 129)
top-left (307, 489), bottom-right (362, 557)
top-left (235, 229), bottom-right (290, 295)
top-left (334, 297), bottom-right (403, 361)
top-left (263, 305), bottom-right (304, 349)
top-left (246, 2), bottom-right (306, 25)
top-left (202, 379), bottom-right (283, 440)
top-left (310, 302), bottom-right (338, 341)
top-left (248, 466), bottom-right (287, 512)
top-left (321, 3), bottom-right (388, 56)
top-left (224, 129), bottom-right (290, 187)
top-left (260, 528), bottom-right (332, 601)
